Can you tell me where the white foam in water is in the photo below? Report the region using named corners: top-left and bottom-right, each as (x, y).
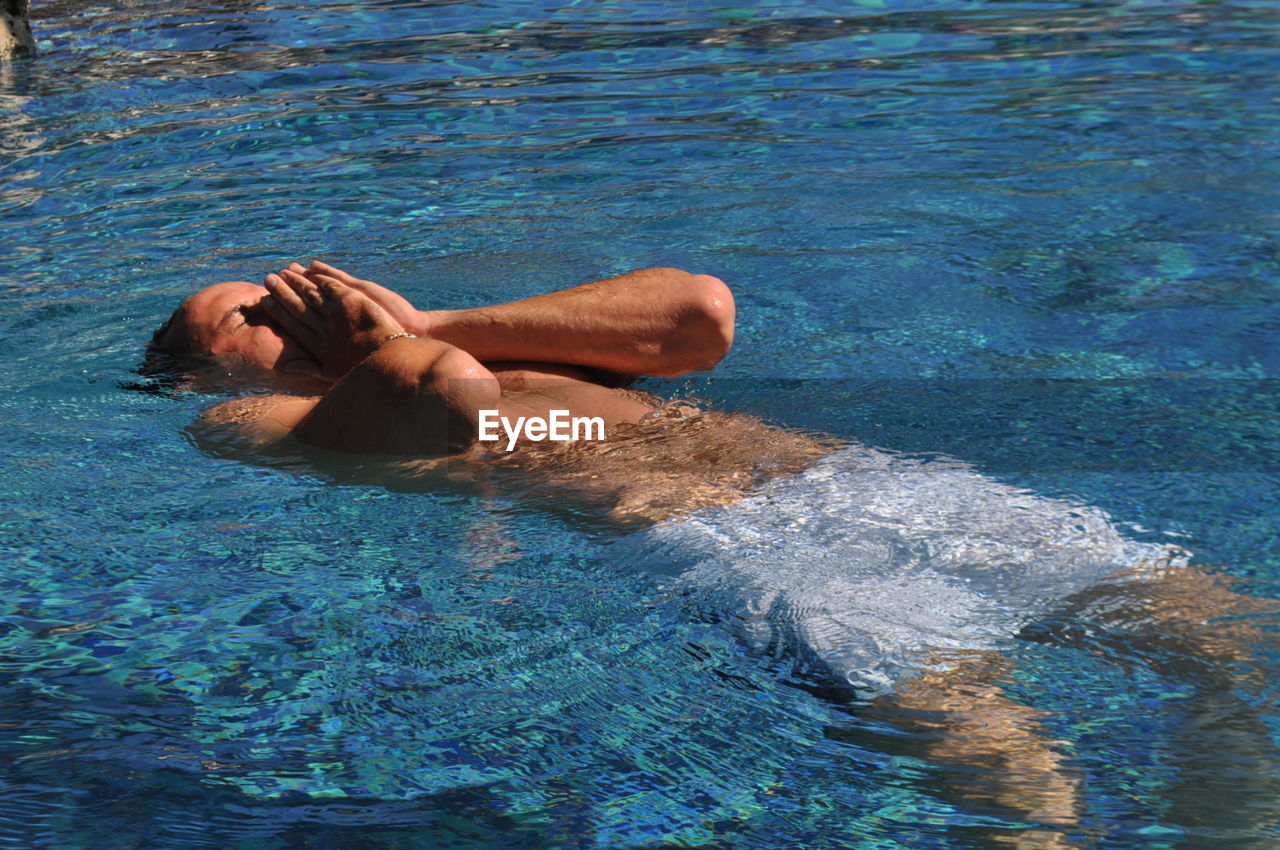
top-left (641, 445), bottom-right (1183, 695)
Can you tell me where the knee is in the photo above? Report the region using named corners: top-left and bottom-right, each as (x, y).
top-left (421, 345), bottom-right (503, 416)
top-left (630, 267), bottom-right (736, 374)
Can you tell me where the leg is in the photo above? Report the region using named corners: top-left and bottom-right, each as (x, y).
top-left (819, 650), bottom-right (1080, 844)
top-left (1021, 564), bottom-right (1280, 843)
top-left (831, 652), bottom-right (1082, 848)
top-left (1026, 562), bottom-right (1280, 685)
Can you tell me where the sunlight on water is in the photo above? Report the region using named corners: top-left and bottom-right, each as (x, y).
top-left (2, 0), bottom-right (1279, 847)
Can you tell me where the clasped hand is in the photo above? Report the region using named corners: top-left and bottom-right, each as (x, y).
top-left (261, 268), bottom-right (405, 380)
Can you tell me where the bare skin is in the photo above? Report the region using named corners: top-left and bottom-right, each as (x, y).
top-left (189, 270), bottom-right (1276, 847)
top-left (296, 261), bottom-right (736, 377)
top-left (840, 653), bottom-right (1083, 848)
top-left (153, 280), bottom-right (324, 376)
top-left (198, 272), bottom-right (660, 457)
top-left (157, 263), bottom-right (734, 381)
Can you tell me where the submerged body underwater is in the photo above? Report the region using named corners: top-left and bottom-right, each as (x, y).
top-left (646, 443), bottom-right (1184, 695)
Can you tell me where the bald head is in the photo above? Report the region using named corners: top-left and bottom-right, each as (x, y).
top-left (151, 281), bottom-right (320, 376)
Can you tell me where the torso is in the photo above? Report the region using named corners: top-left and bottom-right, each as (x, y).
top-left (194, 365), bottom-right (835, 526)
top-left (471, 410), bottom-right (836, 524)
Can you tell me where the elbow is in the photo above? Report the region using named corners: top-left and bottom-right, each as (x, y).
top-left (422, 346), bottom-right (503, 450)
top-left (654, 271), bottom-right (735, 376)
top-left (691, 273), bottom-right (736, 367)
top-left (365, 339), bottom-right (500, 453)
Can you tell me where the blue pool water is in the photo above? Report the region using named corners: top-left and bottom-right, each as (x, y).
top-left (2, 0), bottom-right (1279, 846)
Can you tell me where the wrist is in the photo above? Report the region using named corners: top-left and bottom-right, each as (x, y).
top-left (412, 309), bottom-right (441, 338)
top-left (410, 309), bottom-right (504, 362)
top-left (355, 325), bottom-right (415, 362)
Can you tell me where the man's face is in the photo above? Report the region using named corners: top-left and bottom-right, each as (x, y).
top-left (161, 281), bottom-right (319, 375)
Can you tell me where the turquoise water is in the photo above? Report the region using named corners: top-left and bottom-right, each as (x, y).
top-left (2, 0), bottom-right (1280, 846)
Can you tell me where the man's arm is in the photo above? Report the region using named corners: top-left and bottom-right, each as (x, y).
top-left (284, 262), bottom-right (736, 378)
top-left (193, 336), bottom-right (504, 455)
top-left (290, 336), bottom-right (501, 455)
top-left (199, 336), bottom-right (658, 457)
top-left (252, 270), bottom-right (503, 454)
top-left (234, 273), bottom-right (657, 456)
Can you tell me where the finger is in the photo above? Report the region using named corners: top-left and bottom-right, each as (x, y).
top-left (310, 273), bottom-right (351, 301)
top-left (264, 273), bottom-right (313, 319)
top-left (265, 273), bottom-right (327, 339)
top-left (309, 260), bottom-right (359, 285)
top-left (281, 269), bottom-right (326, 309)
top-left (275, 262), bottom-right (306, 277)
top-left (260, 293), bottom-right (322, 356)
top-left (317, 268), bottom-right (378, 300)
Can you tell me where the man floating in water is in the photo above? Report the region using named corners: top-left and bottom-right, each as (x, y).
top-left (153, 262), bottom-right (735, 458)
top-left (152, 262), bottom-right (1277, 845)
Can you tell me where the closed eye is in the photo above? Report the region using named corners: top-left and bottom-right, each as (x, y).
top-left (218, 304), bottom-right (247, 329)
top-left (242, 306), bottom-right (298, 345)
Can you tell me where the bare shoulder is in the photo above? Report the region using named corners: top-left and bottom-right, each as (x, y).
top-left (199, 394), bottom-right (298, 424)
top-left (195, 394), bottom-right (321, 449)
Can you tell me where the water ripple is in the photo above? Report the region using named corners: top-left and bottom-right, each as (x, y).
top-left (3, 0), bottom-right (1280, 847)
